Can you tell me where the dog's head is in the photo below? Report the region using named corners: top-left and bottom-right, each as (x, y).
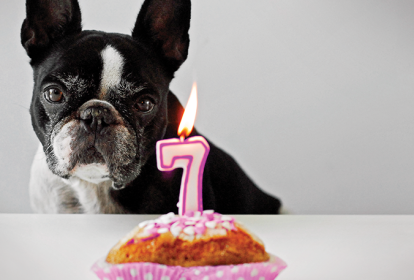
top-left (21, 0), bottom-right (191, 189)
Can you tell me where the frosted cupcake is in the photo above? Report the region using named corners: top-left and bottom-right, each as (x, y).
top-left (92, 210), bottom-right (286, 280)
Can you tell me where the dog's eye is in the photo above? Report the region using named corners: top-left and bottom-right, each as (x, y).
top-left (135, 98), bottom-right (155, 112)
top-left (44, 88), bottom-right (64, 103)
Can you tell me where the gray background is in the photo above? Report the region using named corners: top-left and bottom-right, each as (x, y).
top-left (2, 0), bottom-right (414, 214)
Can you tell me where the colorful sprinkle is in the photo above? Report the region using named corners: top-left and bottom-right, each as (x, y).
top-left (170, 226), bottom-right (182, 237)
top-left (205, 221), bottom-right (217, 229)
top-left (141, 234), bottom-right (160, 242)
top-left (183, 226), bottom-right (195, 235)
top-left (157, 228), bottom-right (169, 234)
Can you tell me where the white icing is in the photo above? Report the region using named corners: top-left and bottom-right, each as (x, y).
top-left (131, 211), bottom-right (237, 244)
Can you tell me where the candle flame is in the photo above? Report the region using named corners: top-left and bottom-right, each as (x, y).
top-left (178, 82), bottom-right (198, 138)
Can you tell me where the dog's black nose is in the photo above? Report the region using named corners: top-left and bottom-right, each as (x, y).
top-left (80, 105), bottom-right (115, 134)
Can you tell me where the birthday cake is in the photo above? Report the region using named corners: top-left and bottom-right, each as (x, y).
top-left (106, 210), bottom-right (269, 267)
top-left (92, 211), bottom-right (286, 280)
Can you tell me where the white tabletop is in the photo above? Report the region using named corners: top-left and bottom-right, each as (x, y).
top-left (1, 214), bottom-right (413, 280)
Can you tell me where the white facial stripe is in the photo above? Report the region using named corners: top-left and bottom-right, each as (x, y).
top-left (100, 45), bottom-right (124, 96)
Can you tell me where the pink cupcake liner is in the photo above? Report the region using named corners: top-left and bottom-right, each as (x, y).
top-left (92, 254), bottom-right (287, 280)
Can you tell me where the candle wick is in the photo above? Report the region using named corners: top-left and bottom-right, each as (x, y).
top-left (180, 135), bottom-right (185, 142)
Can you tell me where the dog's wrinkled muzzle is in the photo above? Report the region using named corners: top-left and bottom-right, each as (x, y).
top-left (62, 99), bottom-right (141, 189)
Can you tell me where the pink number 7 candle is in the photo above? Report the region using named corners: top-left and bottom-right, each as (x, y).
top-left (156, 83), bottom-right (210, 216)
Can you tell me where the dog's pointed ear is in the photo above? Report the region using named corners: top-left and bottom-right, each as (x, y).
top-left (21, 0), bottom-right (82, 61)
top-left (132, 0), bottom-right (191, 73)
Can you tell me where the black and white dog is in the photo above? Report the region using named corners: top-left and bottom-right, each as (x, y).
top-left (21, 0), bottom-right (282, 214)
